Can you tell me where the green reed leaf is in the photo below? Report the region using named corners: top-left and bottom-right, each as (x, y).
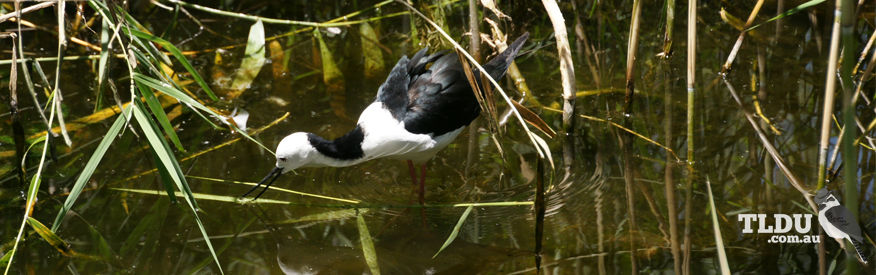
top-left (433, 205), bottom-right (473, 258)
top-left (228, 20), bottom-right (266, 98)
top-left (51, 105), bottom-right (132, 232)
top-left (357, 213), bottom-right (381, 275)
top-left (129, 29), bottom-right (218, 101)
top-left (706, 178), bottom-right (731, 274)
top-left (131, 102), bottom-right (224, 274)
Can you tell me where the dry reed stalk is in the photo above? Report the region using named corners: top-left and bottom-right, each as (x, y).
top-left (660, 0), bottom-right (675, 58)
top-left (819, 25), bottom-right (857, 275)
top-left (852, 27), bottom-right (876, 74)
top-left (541, 0), bottom-right (576, 136)
top-left (720, 0), bottom-right (765, 74)
top-left (624, 0), bottom-right (642, 112)
top-left (817, 0), bottom-right (842, 191)
top-left (723, 79), bottom-right (818, 212)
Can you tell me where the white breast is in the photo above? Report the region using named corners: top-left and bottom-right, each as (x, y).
top-left (818, 208), bottom-right (848, 239)
top-left (357, 102), bottom-right (465, 163)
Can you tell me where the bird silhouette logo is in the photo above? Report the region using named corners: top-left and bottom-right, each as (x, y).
top-left (815, 188), bottom-right (868, 264)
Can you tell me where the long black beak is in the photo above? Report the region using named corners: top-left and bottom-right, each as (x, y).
top-left (241, 166), bottom-right (283, 200)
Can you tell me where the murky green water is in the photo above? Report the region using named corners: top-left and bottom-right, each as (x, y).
top-left (1, 0), bottom-right (874, 274)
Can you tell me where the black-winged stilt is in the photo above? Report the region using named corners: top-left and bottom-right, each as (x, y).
top-left (242, 33), bottom-right (529, 202)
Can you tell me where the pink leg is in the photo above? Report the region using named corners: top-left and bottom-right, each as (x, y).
top-left (407, 160), bottom-right (419, 203)
top-left (418, 163), bottom-right (428, 226)
top-left (418, 164), bottom-right (427, 205)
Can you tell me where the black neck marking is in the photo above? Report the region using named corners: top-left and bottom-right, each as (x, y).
top-left (307, 125), bottom-right (365, 160)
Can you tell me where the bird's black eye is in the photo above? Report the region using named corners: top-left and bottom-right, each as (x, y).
top-left (279, 157), bottom-right (287, 162)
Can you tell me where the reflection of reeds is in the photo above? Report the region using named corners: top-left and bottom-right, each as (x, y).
top-left (534, 158), bottom-right (545, 272)
top-left (624, 0), bottom-right (642, 113)
top-left (663, 62), bottom-right (681, 275)
top-left (465, 0), bottom-right (480, 178)
top-left (722, 79), bottom-right (817, 211)
top-left (621, 1), bottom-right (643, 271)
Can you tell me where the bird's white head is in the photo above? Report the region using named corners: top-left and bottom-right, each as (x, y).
top-left (275, 132), bottom-right (318, 172)
top-left (819, 194), bottom-right (841, 209)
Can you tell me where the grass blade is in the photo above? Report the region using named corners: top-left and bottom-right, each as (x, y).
top-left (433, 205), bottom-right (473, 258)
top-left (51, 105), bottom-right (132, 231)
top-left (4, 87), bottom-right (58, 275)
top-left (133, 99), bottom-right (197, 207)
top-left (95, 16), bottom-right (112, 112)
top-left (0, 250), bottom-right (10, 270)
top-left (133, 73), bottom-right (221, 119)
top-left (129, 29), bottom-right (218, 101)
top-left (186, 175), bottom-right (360, 204)
top-left (130, 102), bottom-right (223, 274)
top-left (112, 188), bottom-right (289, 205)
top-left (150, 149), bottom-right (178, 203)
top-left (279, 209), bottom-right (363, 224)
top-left (705, 177), bottom-right (730, 274)
top-left (357, 213), bottom-right (380, 275)
top-left (120, 199), bottom-right (168, 257)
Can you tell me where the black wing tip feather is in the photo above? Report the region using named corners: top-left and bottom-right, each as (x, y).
top-left (484, 32), bottom-right (529, 79)
top-left (510, 32), bottom-right (530, 51)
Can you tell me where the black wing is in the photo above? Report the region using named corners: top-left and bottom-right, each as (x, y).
top-left (402, 33), bottom-right (530, 136)
top-left (374, 55), bottom-right (412, 119)
top-left (825, 206), bottom-right (864, 241)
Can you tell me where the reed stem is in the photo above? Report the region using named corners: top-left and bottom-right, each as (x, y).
top-left (817, 0), bottom-right (842, 191)
top-left (661, 0), bottom-right (675, 57)
top-left (683, 0), bottom-right (696, 274)
top-left (839, 0), bottom-right (859, 272)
